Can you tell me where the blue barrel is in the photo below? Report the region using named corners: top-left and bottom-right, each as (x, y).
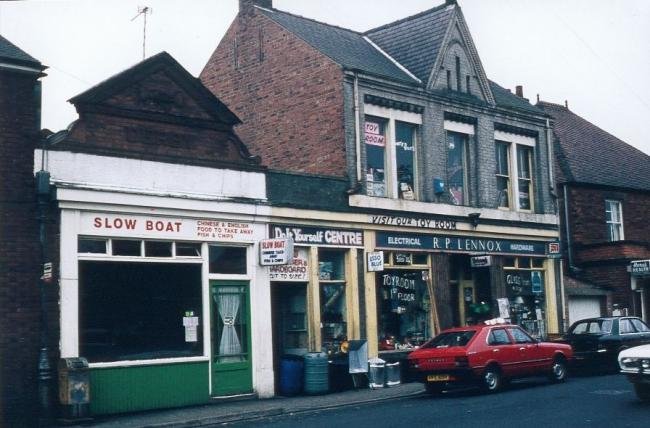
top-left (303, 352), bottom-right (329, 394)
top-left (279, 355), bottom-right (304, 396)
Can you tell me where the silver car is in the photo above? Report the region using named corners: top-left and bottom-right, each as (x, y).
top-left (619, 344), bottom-right (650, 401)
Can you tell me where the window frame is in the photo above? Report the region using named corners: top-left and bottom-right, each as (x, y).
top-left (364, 105), bottom-right (421, 201)
top-left (605, 199), bottom-right (624, 241)
top-left (494, 131), bottom-right (536, 212)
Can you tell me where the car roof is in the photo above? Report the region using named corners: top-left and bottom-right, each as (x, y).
top-left (440, 324), bottom-right (519, 333)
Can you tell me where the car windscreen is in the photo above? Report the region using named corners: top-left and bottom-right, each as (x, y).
top-left (569, 319), bottom-right (613, 335)
top-left (422, 331), bottom-right (476, 348)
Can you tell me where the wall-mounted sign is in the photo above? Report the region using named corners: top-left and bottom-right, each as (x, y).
top-left (269, 249), bottom-right (309, 282)
top-left (376, 232), bottom-right (548, 256)
top-left (631, 260), bottom-right (650, 276)
top-left (270, 225), bottom-right (363, 247)
top-left (471, 255), bottom-right (492, 268)
top-left (547, 242), bottom-right (561, 258)
top-left (259, 238), bottom-right (294, 266)
top-left (370, 215), bottom-right (457, 230)
top-left (367, 251), bottom-right (384, 272)
top-left (81, 212), bottom-right (254, 242)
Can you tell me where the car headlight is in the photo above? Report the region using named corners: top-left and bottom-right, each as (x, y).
top-left (620, 357), bottom-right (650, 371)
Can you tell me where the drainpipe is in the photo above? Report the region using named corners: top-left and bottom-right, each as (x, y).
top-left (353, 73), bottom-right (361, 183)
top-left (563, 184), bottom-right (575, 272)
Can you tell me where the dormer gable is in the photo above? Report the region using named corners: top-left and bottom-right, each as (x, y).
top-left (428, 8), bottom-right (494, 104)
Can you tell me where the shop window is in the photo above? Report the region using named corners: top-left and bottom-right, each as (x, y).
top-left (78, 238), bottom-right (107, 254)
top-left (145, 241), bottom-right (172, 258)
top-left (504, 257), bottom-right (546, 339)
top-left (605, 200), bottom-right (624, 241)
top-left (112, 239), bottom-right (142, 256)
top-left (532, 258), bottom-right (544, 268)
top-left (446, 132), bottom-right (468, 205)
top-left (79, 261), bottom-right (203, 363)
top-left (209, 246), bottom-right (247, 274)
top-left (377, 270), bottom-right (430, 350)
top-left (319, 250), bottom-right (346, 356)
top-left (277, 284), bottom-right (308, 355)
top-left (176, 242), bottom-right (202, 257)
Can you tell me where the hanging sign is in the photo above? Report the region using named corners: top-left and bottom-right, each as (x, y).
top-left (471, 255), bottom-right (492, 268)
top-left (259, 238), bottom-right (294, 266)
top-left (367, 251), bottom-right (384, 272)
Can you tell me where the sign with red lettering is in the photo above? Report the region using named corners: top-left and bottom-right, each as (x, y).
top-left (364, 121), bottom-right (385, 147)
top-left (259, 238), bottom-right (294, 266)
top-left (81, 213), bottom-right (254, 243)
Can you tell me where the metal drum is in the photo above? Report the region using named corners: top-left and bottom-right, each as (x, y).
top-left (303, 352), bottom-right (329, 394)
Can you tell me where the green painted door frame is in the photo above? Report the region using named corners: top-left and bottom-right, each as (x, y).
top-left (210, 280), bottom-right (253, 396)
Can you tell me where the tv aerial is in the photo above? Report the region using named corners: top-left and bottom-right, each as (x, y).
top-left (131, 6), bottom-right (153, 60)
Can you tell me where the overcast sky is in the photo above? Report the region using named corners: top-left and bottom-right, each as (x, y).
top-left (1, 0), bottom-right (648, 155)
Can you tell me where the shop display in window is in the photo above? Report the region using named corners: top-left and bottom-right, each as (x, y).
top-left (446, 132), bottom-right (467, 205)
top-left (395, 121), bottom-right (416, 200)
top-left (377, 270), bottom-right (430, 350)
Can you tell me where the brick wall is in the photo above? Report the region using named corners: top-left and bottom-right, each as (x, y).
top-left (0, 69), bottom-right (53, 425)
top-left (200, 10), bottom-right (347, 177)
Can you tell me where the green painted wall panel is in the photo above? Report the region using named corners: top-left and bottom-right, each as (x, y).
top-left (89, 361), bottom-right (209, 415)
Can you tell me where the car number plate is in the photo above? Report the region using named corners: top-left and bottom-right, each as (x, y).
top-left (427, 374), bottom-right (450, 382)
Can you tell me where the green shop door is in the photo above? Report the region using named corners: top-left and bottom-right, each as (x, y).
top-left (211, 281), bottom-right (253, 396)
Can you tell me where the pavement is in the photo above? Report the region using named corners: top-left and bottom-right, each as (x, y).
top-left (55, 382), bottom-right (425, 428)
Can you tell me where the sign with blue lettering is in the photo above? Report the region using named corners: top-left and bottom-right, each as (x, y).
top-left (376, 232), bottom-right (548, 256)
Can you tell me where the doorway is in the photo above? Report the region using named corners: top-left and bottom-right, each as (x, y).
top-left (210, 280), bottom-right (252, 396)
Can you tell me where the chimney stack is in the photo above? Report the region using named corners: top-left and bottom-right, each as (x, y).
top-left (239, 0), bottom-right (272, 14)
top-left (515, 85), bottom-right (524, 98)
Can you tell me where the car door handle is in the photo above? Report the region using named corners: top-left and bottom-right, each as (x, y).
top-left (519, 347), bottom-right (525, 351)
top-left (493, 349), bottom-right (499, 352)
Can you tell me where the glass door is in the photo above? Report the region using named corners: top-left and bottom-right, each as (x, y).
top-left (210, 281), bottom-right (252, 396)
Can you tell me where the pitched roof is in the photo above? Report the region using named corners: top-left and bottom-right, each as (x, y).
top-left (489, 81), bottom-right (543, 114)
top-left (364, 3), bottom-right (454, 83)
top-left (256, 7), bottom-right (419, 84)
top-left (70, 51), bottom-right (240, 125)
top-left (0, 34), bottom-right (43, 69)
top-left (537, 101), bottom-right (650, 191)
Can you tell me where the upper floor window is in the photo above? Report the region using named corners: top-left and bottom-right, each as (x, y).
top-left (364, 105), bottom-right (420, 200)
top-left (447, 132), bottom-right (468, 205)
top-left (494, 131), bottom-right (536, 211)
top-left (605, 200), bottom-right (624, 241)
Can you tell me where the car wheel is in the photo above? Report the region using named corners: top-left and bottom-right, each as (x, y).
top-left (549, 357), bottom-right (567, 383)
top-left (634, 383), bottom-right (650, 401)
top-left (425, 382), bottom-right (444, 396)
top-left (482, 366), bottom-right (502, 393)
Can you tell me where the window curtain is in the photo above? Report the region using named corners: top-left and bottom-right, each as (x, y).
top-left (216, 287), bottom-right (243, 362)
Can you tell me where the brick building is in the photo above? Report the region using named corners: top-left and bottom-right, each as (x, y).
top-left (538, 101), bottom-right (650, 327)
top-left (0, 35), bottom-right (49, 425)
top-left (201, 0), bottom-right (563, 367)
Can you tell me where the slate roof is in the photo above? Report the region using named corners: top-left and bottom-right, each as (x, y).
top-left (537, 101), bottom-right (650, 191)
top-left (0, 34), bottom-right (43, 69)
top-left (256, 7), bottom-right (418, 84)
top-left (364, 3), bottom-right (454, 84)
top-left (489, 81), bottom-right (543, 115)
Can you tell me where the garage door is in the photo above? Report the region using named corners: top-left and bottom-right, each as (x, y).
top-left (568, 296), bottom-right (602, 325)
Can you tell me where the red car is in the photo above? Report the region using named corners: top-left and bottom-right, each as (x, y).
top-left (408, 323), bottom-right (573, 394)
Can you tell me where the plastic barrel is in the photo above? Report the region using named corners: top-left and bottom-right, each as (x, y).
top-left (303, 352), bottom-right (329, 394)
top-left (279, 355), bottom-right (304, 396)
top-left (385, 361), bottom-right (401, 387)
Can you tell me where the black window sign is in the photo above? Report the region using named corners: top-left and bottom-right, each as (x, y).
top-left (382, 272), bottom-right (418, 313)
top-left (376, 232), bottom-right (547, 256)
top-left (394, 253), bottom-right (412, 265)
top-left (271, 225), bottom-right (364, 247)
